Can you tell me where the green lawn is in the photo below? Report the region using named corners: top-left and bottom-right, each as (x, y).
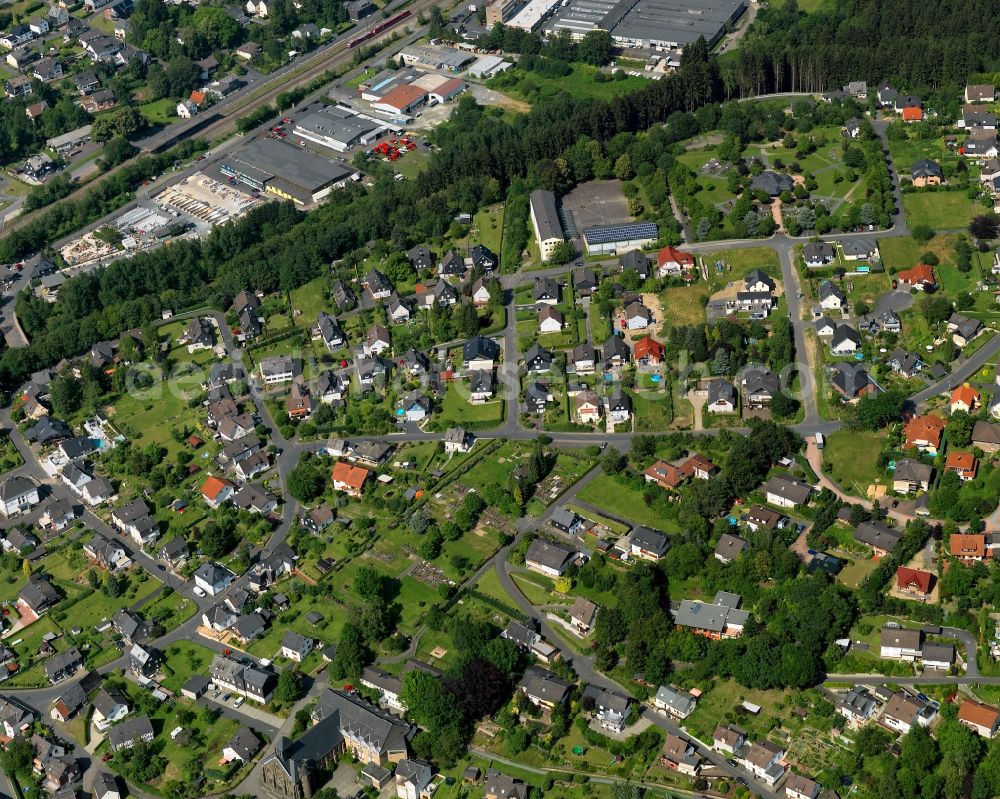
top-left (138, 98), bottom-right (179, 126)
top-left (160, 641), bottom-right (219, 693)
top-left (822, 429), bottom-right (885, 497)
top-left (437, 383), bottom-right (505, 427)
top-left (489, 63), bottom-right (649, 102)
top-left (577, 473), bottom-right (679, 532)
top-left (288, 276), bottom-right (331, 328)
top-left (901, 191), bottom-right (978, 231)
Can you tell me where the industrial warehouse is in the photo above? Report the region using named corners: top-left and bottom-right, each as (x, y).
top-left (219, 138), bottom-right (357, 205)
top-left (293, 105), bottom-right (392, 153)
top-left (486, 0), bottom-right (745, 47)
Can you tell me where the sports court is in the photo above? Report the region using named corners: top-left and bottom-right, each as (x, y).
top-left (559, 179), bottom-right (632, 235)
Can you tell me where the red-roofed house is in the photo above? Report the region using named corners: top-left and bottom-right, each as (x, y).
top-left (657, 246), bottom-right (695, 277)
top-left (959, 700), bottom-right (1000, 738)
top-left (331, 461), bottom-right (370, 497)
top-left (201, 476), bottom-right (235, 508)
top-left (895, 264), bottom-right (936, 290)
top-left (950, 384), bottom-right (981, 413)
top-left (904, 413), bottom-right (946, 454)
top-left (946, 450), bottom-right (978, 481)
top-left (634, 336), bottom-right (665, 365)
top-left (896, 566), bottom-right (933, 596)
top-left (950, 533), bottom-right (986, 561)
top-left (643, 460), bottom-right (688, 490)
top-left (902, 106), bottom-right (923, 122)
top-left (372, 84), bottom-right (427, 116)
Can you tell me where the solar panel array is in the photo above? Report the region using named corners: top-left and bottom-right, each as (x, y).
top-left (583, 222), bottom-right (659, 245)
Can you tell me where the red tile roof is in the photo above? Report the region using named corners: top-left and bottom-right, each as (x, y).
top-left (950, 533), bottom-right (985, 559)
top-left (657, 246), bottom-right (695, 269)
top-left (904, 413), bottom-right (946, 448)
top-left (896, 264), bottom-right (935, 285)
top-left (634, 336), bottom-right (664, 362)
top-left (201, 475), bottom-right (234, 501)
top-left (902, 106), bottom-right (923, 121)
top-left (951, 384), bottom-right (981, 408)
top-left (331, 461), bottom-right (369, 491)
top-left (896, 566), bottom-right (933, 593)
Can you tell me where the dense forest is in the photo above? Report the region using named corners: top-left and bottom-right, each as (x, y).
top-left (727, 0), bottom-right (1000, 97)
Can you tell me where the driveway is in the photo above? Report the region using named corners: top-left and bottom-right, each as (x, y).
top-left (874, 289), bottom-right (914, 317)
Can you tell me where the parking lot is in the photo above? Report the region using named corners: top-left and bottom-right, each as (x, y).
top-left (560, 179), bottom-right (633, 234)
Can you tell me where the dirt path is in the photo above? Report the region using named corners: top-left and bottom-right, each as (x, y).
top-left (689, 391), bottom-right (705, 431)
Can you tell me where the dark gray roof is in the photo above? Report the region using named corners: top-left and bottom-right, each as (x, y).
top-left (524, 538), bottom-right (577, 570)
top-left (750, 171), bottom-right (793, 195)
top-left (518, 667), bottom-right (571, 704)
top-left (854, 520), bottom-right (901, 552)
top-left (763, 475), bottom-right (813, 505)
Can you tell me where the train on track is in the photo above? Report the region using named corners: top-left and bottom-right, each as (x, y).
top-left (348, 9), bottom-right (412, 47)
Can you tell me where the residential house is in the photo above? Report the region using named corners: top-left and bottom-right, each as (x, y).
top-left (910, 159), bottom-right (943, 186)
top-left (741, 365), bottom-right (779, 407)
top-left (523, 343), bottom-right (553, 372)
top-left (395, 759), bottom-right (434, 799)
top-left (581, 685), bottom-right (632, 732)
top-left (883, 691), bottom-right (932, 733)
top-left (633, 336), bottom-right (664, 365)
top-left (210, 655), bottom-right (277, 704)
top-left (607, 388), bottom-right (631, 424)
top-left (893, 459), bottom-right (933, 493)
top-left (763, 475), bottom-right (813, 509)
top-left (258, 356), bottom-right (296, 385)
top-left (570, 597), bottom-right (598, 635)
top-left (802, 241), bottom-right (834, 267)
top-left (280, 631), bottom-right (313, 662)
top-left (949, 313), bottom-right (982, 346)
top-left (854, 521), bottom-right (902, 557)
top-left (91, 686), bottom-right (130, 732)
top-left (830, 324), bottom-right (861, 355)
top-left (714, 533), bottom-right (746, 564)
top-left (904, 414), bottom-right (946, 454)
top-left (18, 574), bottom-right (59, 617)
top-left (331, 461), bottom-right (370, 498)
top-left (785, 774), bottom-right (821, 799)
top-left (223, 728), bottom-right (262, 763)
top-left (469, 370), bottom-right (495, 403)
top-left (653, 685), bottom-right (696, 719)
top-left (316, 313), bottom-right (345, 351)
top-left (524, 538), bottom-right (577, 577)
top-left (656, 246), bottom-right (695, 277)
top-left (438, 250), bottom-right (466, 277)
top-left (194, 562), bottom-right (233, 596)
top-left (0, 476), bottom-right (40, 518)
top-left (974, 421), bottom-right (1000, 452)
top-left (624, 300), bottom-right (652, 330)
top-left (896, 567), bottom-right (933, 596)
top-left (201, 476), bottom-right (235, 507)
top-left (818, 280), bottom-right (846, 311)
top-left (107, 715), bottom-right (154, 752)
top-left (518, 667), bottom-right (571, 708)
top-left (830, 362), bottom-right (880, 402)
top-left (619, 250), bottom-right (651, 280)
top-left (43, 648), bottom-right (82, 684)
top-left (734, 740), bottom-right (785, 787)
top-left (471, 277), bottom-right (492, 306)
top-left (838, 686), bottom-right (877, 726)
top-left (660, 733), bottom-right (700, 776)
top-left (538, 305), bottom-right (563, 333)
top-left (946, 451), bottom-right (978, 481)
top-left (630, 528), bottom-right (668, 561)
top-left (571, 341), bottom-right (597, 374)
top-left (896, 264), bottom-right (936, 290)
top-left (533, 277), bottom-right (559, 305)
top-left (951, 383), bottom-right (980, 413)
top-left (712, 724), bottom-right (746, 754)
top-left (881, 625), bottom-right (922, 661)
top-left (706, 380), bottom-right (736, 414)
top-left (83, 533), bottom-right (130, 572)
top-left (673, 592), bottom-right (749, 639)
top-left (959, 700), bottom-right (1000, 738)
top-left (463, 335), bottom-right (500, 371)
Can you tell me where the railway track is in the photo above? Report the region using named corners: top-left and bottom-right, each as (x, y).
top-left (0, 2), bottom-right (435, 240)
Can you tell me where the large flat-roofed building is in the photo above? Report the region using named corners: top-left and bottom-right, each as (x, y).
top-left (293, 105), bottom-right (390, 153)
top-left (508, 0), bottom-right (563, 30)
top-left (584, 222), bottom-right (658, 255)
top-left (487, 0), bottom-right (528, 24)
top-left (546, 0), bottom-right (746, 47)
top-left (220, 138), bottom-right (355, 204)
top-left (530, 189), bottom-right (565, 262)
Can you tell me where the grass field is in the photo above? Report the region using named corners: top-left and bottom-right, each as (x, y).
top-left (437, 383), bottom-right (504, 427)
top-left (288, 276), bottom-right (330, 328)
top-left (822, 429), bottom-right (885, 497)
top-left (489, 63), bottom-right (649, 102)
top-left (577, 473), bottom-right (678, 532)
top-left (877, 233), bottom-right (964, 270)
top-left (901, 191), bottom-right (978, 231)
top-left (139, 98), bottom-right (179, 126)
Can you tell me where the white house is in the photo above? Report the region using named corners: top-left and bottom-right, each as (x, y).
top-left (194, 562), bottom-right (233, 596)
top-left (279, 631), bottom-right (313, 662)
top-left (0, 476), bottom-right (40, 518)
